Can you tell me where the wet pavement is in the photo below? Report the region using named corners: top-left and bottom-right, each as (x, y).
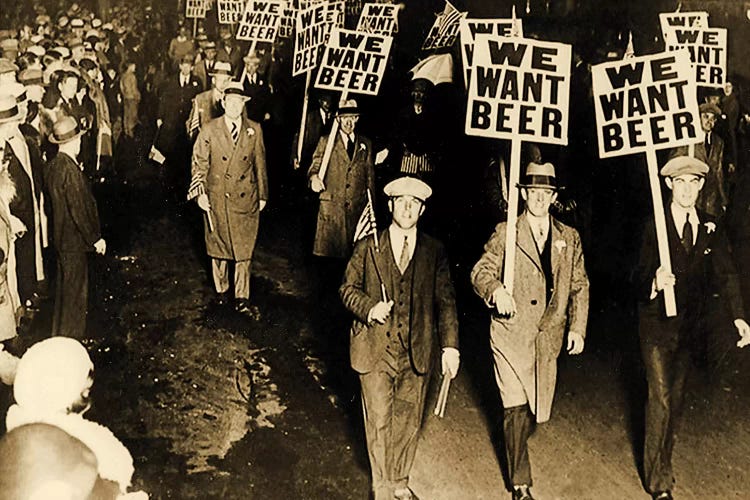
top-left (2, 134), bottom-right (750, 499)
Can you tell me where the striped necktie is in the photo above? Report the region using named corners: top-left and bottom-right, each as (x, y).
top-left (398, 236), bottom-right (410, 274)
top-left (231, 121), bottom-right (239, 144)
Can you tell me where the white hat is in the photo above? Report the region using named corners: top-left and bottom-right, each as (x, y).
top-left (384, 176), bottom-right (432, 201)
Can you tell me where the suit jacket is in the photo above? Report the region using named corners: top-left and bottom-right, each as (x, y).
top-left (241, 72), bottom-right (273, 123)
top-left (471, 213), bottom-right (589, 422)
top-left (308, 132), bottom-right (375, 259)
top-left (292, 106), bottom-right (332, 169)
top-left (637, 206), bottom-right (743, 348)
top-left (44, 152), bottom-right (101, 253)
top-left (191, 116), bottom-right (268, 261)
top-left (157, 73), bottom-right (202, 151)
top-left (340, 229), bottom-right (459, 375)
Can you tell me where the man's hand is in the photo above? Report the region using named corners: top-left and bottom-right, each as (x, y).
top-left (197, 193), bottom-right (211, 212)
top-left (93, 238), bottom-right (106, 255)
top-left (310, 174), bottom-right (325, 193)
top-left (654, 266), bottom-right (675, 292)
top-left (491, 285), bottom-right (516, 317)
top-left (728, 163), bottom-right (736, 176)
top-left (375, 148), bottom-right (389, 165)
top-left (292, 157), bottom-right (300, 170)
top-left (156, 118), bottom-right (163, 128)
top-left (567, 331), bottom-right (585, 355)
top-left (734, 319), bottom-right (750, 348)
top-left (367, 300), bottom-right (394, 324)
top-left (9, 215), bottom-right (26, 240)
top-left (441, 347), bottom-right (460, 379)
top-left (259, 200), bottom-right (266, 212)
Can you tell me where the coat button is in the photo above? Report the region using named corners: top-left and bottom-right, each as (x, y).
top-left (225, 193), bottom-right (230, 198)
top-left (386, 332), bottom-right (391, 338)
top-left (243, 156), bottom-right (247, 161)
top-left (222, 156), bottom-right (227, 161)
top-left (224, 173), bottom-right (231, 179)
top-left (240, 174), bottom-right (245, 180)
top-left (346, 183), bottom-right (350, 188)
top-left (240, 192), bottom-right (245, 198)
top-left (531, 299), bottom-right (538, 305)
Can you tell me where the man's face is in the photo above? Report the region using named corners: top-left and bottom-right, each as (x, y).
top-left (59, 76), bottom-right (78, 99)
top-left (667, 174), bottom-right (704, 209)
top-left (706, 95), bottom-right (720, 106)
top-left (521, 187), bottom-right (557, 217)
top-left (223, 95), bottom-right (245, 119)
top-left (338, 114), bottom-right (358, 135)
top-left (411, 87), bottom-right (426, 104)
top-left (26, 85), bottom-right (44, 103)
top-left (179, 62), bottom-right (192, 76)
top-left (205, 48), bottom-right (216, 61)
top-left (724, 82), bottom-right (733, 96)
top-left (389, 195), bottom-right (424, 230)
top-left (71, 46), bottom-right (84, 60)
top-left (700, 112), bottom-right (716, 133)
top-left (244, 57), bottom-right (259, 75)
top-left (213, 73), bottom-right (230, 92)
top-left (318, 96), bottom-right (332, 112)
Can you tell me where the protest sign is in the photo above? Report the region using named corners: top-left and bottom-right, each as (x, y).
top-left (279, 4), bottom-right (297, 38)
top-left (592, 50), bottom-right (701, 316)
top-left (186, 0), bottom-right (207, 18)
top-left (663, 26), bottom-right (727, 88)
top-left (422, 1), bottom-right (467, 51)
top-left (314, 28), bottom-right (392, 95)
top-left (593, 50), bottom-right (701, 158)
top-left (346, 0), bottom-right (364, 17)
top-left (356, 3), bottom-right (399, 36)
top-left (465, 35), bottom-right (571, 145)
top-left (237, 0), bottom-right (287, 42)
top-left (659, 11), bottom-right (709, 39)
top-left (293, 1), bottom-right (345, 76)
top-left (217, 0), bottom-right (245, 24)
top-left (459, 17), bottom-right (523, 86)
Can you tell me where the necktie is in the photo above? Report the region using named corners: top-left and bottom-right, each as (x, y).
top-left (231, 121), bottom-right (239, 144)
top-left (681, 212), bottom-right (693, 253)
top-left (534, 224), bottom-right (546, 252)
top-left (705, 133), bottom-right (711, 156)
top-left (346, 135), bottom-right (355, 159)
top-left (398, 235), bottom-right (410, 274)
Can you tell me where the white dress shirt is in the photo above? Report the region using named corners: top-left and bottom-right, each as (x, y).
top-left (526, 213), bottom-right (550, 251)
top-left (670, 203), bottom-right (698, 245)
top-left (389, 224), bottom-right (417, 268)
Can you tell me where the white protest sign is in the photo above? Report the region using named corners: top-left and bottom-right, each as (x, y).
top-left (659, 11), bottom-right (709, 39)
top-left (465, 35), bottom-right (571, 145)
top-left (593, 50), bottom-right (701, 158)
top-left (356, 3), bottom-right (399, 36)
top-left (315, 28), bottom-right (393, 95)
top-left (278, 4), bottom-right (297, 38)
top-left (459, 17), bottom-right (523, 87)
top-left (218, 0), bottom-right (245, 24)
top-left (293, 1), bottom-right (345, 76)
top-left (663, 26), bottom-right (727, 88)
top-left (422, 4), bottom-right (467, 50)
top-left (186, 0), bottom-right (208, 18)
top-left (237, 0), bottom-right (287, 42)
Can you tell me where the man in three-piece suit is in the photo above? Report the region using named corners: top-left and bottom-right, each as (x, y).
top-left (340, 176), bottom-right (459, 500)
top-left (308, 99), bottom-right (375, 261)
top-left (471, 162), bottom-right (589, 500)
top-left (636, 156), bottom-right (750, 500)
top-left (44, 117), bottom-right (106, 340)
top-left (191, 82), bottom-right (268, 317)
top-left (157, 53), bottom-right (201, 201)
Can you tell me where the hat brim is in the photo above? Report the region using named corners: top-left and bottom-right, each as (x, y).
top-left (0, 109), bottom-right (21, 124)
top-left (516, 182), bottom-right (562, 190)
top-left (48, 128), bottom-right (84, 144)
top-left (337, 107), bottom-right (359, 116)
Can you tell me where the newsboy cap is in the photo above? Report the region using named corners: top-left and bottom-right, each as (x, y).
top-left (660, 155), bottom-right (709, 178)
top-left (384, 176), bottom-right (433, 201)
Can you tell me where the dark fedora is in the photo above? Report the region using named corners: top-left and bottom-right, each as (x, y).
top-left (517, 162), bottom-right (560, 190)
top-left (49, 116), bottom-right (84, 144)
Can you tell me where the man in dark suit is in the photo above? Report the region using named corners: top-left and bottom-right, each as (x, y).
top-left (240, 51), bottom-right (272, 124)
top-left (44, 117), bottom-right (105, 340)
top-left (291, 91), bottom-right (334, 171)
top-left (340, 176), bottom-right (459, 500)
top-left (636, 156), bottom-right (750, 500)
top-left (157, 53), bottom-right (201, 201)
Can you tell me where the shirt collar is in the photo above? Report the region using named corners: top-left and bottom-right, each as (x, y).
top-left (223, 115), bottom-right (241, 130)
top-left (525, 212), bottom-right (550, 232)
top-left (670, 203), bottom-right (698, 226)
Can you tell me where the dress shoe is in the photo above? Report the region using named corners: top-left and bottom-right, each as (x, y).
top-left (512, 485), bottom-right (534, 500)
top-left (394, 487), bottom-right (416, 500)
top-left (652, 492), bottom-right (673, 500)
top-left (213, 292), bottom-right (231, 307)
top-left (235, 299), bottom-right (261, 320)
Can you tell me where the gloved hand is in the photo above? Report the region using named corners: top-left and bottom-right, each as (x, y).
top-left (441, 347), bottom-right (460, 379)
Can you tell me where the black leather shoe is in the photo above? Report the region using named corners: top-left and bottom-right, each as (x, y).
top-left (213, 292), bottom-right (230, 307)
top-left (235, 299), bottom-right (261, 320)
top-left (512, 485), bottom-right (534, 500)
top-left (652, 492), bottom-right (673, 500)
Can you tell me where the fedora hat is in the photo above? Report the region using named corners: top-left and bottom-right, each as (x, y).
top-left (209, 60), bottom-right (232, 76)
top-left (517, 162), bottom-right (559, 190)
top-left (49, 116), bottom-right (84, 144)
top-left (0, 95), bottom-right (20, 123)
top-left (337, 98), bottom-right (359, 116)
top-left (222, 82), bottom-right (250, 101)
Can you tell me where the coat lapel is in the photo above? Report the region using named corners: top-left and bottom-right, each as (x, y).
top-left (550, 218), bottom-right (563, 279)
top-left (517, 213), bottom-right (543, 272)
top-left (692, 212), bottom-right (710, 260)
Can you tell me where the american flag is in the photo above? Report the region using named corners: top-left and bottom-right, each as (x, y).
top-left (187, 101), bottom-right (201, 139)
top-left (422, 0), bottom-right (465, 50)
top-left (435, 1), bottom-right (462, 39)
top-left (353, 189), bottom-right (378, 248)
top-left (186, 175), bottom-right (205, 201)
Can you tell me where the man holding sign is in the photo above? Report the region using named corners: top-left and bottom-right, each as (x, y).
top-left (636, 155), bottom-right (750, 500)
top-left (471, 162), bottom-right (588, 500)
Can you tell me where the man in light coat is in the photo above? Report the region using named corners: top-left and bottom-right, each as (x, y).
top-left (340, 176), bottom-right (459, 500)
top-left (191, 82), bottom-right (267, 317)
top-left (471, 162), bottom-right (589, 500)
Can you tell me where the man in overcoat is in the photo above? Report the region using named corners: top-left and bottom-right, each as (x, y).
top-left (191, 82), bottom-right (267, 317)
top-left (308, 99), bottom-right (375, 261)
top-left (340, 176), bottom-right (459, 500)
top-left (636, 156), bottom-right (750, 500)
top-left (44, 116), bottom-right (106, 340)
top-left (471, 162), bottom-right (589, 500)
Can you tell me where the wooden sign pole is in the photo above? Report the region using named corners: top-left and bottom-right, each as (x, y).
top-left (296, 70), bottom-right (313, 169)
top-left (317, 89), bottom-right (348, 184)
top-left (502, 138), bottom-right (522, 294)
top-left (645, 148), bottom-right (677, 317)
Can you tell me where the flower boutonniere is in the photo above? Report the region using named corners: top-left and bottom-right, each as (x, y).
top-left (705, 222), bottom-right (716, 234)
top-left (554, 240), bottom-right (567, 252)
top-left (246, 127), bottom-right (255, 137)
top-left (359, 143), bottom-right (366, 152)
top-left (192, 81), bottom-right (198, 87)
